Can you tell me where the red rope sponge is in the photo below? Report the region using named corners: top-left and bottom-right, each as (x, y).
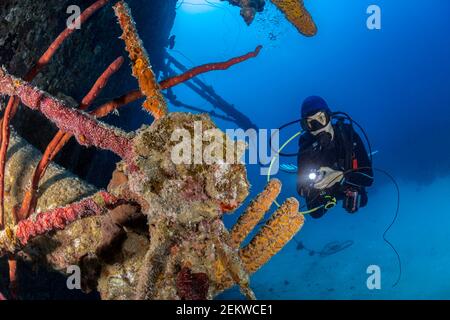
top-left (16, 191), bottom-right (119, 246)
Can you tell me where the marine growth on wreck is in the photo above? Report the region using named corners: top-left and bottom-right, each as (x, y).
top-left (222, 0), bottom-right (317, 36)
top-left (0, 0), bottom-right (314, 300)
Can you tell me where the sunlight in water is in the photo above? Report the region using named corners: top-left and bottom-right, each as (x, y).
top-left (178, 0), bottom-right (223, 13)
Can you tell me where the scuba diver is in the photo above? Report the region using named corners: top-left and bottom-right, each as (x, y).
top-left (296, 96), bottom-right (374, 218)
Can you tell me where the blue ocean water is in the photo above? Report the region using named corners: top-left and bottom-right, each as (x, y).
top-left (168, 0), bottom-right (450, 299)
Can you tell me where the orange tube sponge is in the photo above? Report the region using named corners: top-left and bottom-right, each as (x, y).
top-left (270, 0), bottom-right (317, 37)
top-left (229, 179), bottom-right (281, 249)
top-left (239, 198), bottom-right (304, 274)
top-left (113, 1), bottom-right (168, 119)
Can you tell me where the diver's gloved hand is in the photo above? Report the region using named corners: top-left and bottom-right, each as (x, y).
top-left (314, 166), bottom-right (344, 190)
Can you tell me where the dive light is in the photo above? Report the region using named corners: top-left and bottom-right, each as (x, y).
top-left (308, 169), bottom-right (324, 184)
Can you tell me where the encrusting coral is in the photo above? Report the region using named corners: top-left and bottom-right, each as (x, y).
top-left (0, 0), bottom-right (307, 300)
top-left (221, 0), bottom-right (266, 25)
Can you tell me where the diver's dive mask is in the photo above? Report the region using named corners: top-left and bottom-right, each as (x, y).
top-left (301, 111), bottom-right (335, 147)
top-left (300, 111), bottom-right (331, 132)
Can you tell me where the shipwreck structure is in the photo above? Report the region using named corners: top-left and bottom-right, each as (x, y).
top-left (0, 0), bottom-right (316, 300)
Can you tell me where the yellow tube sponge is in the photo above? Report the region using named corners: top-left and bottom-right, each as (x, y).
top-left (229, 179), bottom-right (281, 249)
top-left (239, 197), bottom-right (304, 274)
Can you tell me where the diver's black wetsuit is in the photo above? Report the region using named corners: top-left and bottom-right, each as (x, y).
top-left (297, 121), bottom-right (374, 218)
